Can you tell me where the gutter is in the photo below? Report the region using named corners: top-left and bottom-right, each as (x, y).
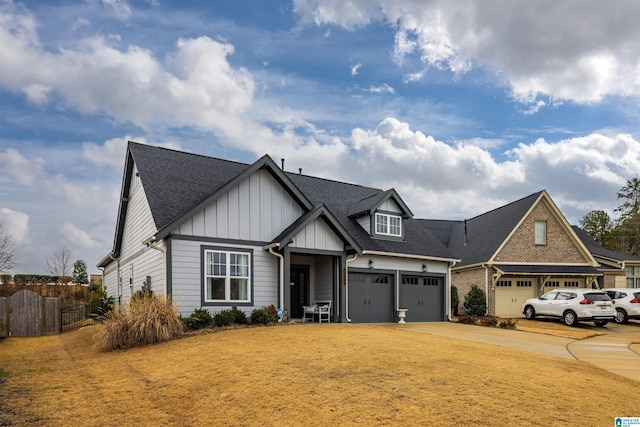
top-left (345, 253), bottom-right (358, 323)
top-left (264, 243), bottom-right (284, 319)
top-left (108, 253), bottom-right (120, 304)
top-left (142, 236), bottom-right (167, 295)
top-left (362, 250), bottom-right (460, 264)
top-left (483, 263), bottom-right (489, 316)
top-left (447, 259), bottom-right (458, 321)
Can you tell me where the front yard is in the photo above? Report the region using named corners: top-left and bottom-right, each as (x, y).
top-left (0, 322), bottom-right (636, 426)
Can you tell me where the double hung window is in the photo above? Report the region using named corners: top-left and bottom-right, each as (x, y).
top-left (375, 212), bottom-right (402, 237)
top-left (204, 249), bottom-right (250, 302)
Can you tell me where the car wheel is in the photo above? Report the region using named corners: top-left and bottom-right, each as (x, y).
top-left (563, 310), bottom-right (578, 327)
top-left (594, 320), bottom-right (608, 327)
top-left (524, 305), bottom-right (535, 320)
top-left (614, 308), bottom-right (628, 324)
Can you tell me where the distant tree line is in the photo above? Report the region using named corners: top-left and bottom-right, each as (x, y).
top-left (580, 178), bottom-right (640, 256)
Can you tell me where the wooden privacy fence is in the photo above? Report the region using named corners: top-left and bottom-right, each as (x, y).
top-left (0, 289), bottom-right (88, 337)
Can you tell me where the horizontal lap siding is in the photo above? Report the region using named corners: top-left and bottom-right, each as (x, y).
top-left (170, 238), bottom-right (277, 317)
top-left (350, 256), bottom-right (449, 275)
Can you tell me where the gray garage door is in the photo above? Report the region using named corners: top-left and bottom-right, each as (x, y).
top-left (399, 275), bottom-right (444, 322)
top-left (348, 273), bottom-right (394, 323)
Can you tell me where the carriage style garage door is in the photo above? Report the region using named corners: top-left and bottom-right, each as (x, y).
top-left (348, 273), bottom-right (394, 323)
top-left (495, 279), bottom-right (536, 317)
top-left (399, 275), bottom-right (445, 322)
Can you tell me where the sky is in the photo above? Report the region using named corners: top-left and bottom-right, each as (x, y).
top-left (1, 0), bottom-right (639, 275)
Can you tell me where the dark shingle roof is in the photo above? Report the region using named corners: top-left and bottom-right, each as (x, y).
top-left (420, 191), bottom-right (543, 267)
top-left (287, 173), bottom-right (452, 259)
top-left (572, 226), bottom-right (640, 262)
top-left (119, 143), bottom-right (455, 261)
top-left (130, 142), bottom-right (249, 231)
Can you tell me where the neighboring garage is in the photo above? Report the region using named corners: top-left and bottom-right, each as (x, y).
top-left (399, 275), bottom-right (445, 322)
top-left (493, 266), bottom-right (601, 317)
top-left (494, 279), bottom-right (537, 317)
top-left (348, 272), bottom-right (394, 323)
top-left (348, 272), bottom-right (446, 323)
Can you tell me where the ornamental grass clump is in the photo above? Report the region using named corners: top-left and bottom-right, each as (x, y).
top-left (94, 293), bottom-right (184, 351)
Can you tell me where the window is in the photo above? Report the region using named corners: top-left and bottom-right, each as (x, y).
top-left (625, 266), bottom-right (640, 288)
top-left (517, 281), bottom-right (532, 287)
top-left (546, 280), bottom-right (560, 287)
top-left (534, 221), bottom-right (547, 245)
top-left (375, 212), bottom-right (402, 237)
top-left (564, 281), bottom-right (579, 288)
top-left (496, 280), bottom-right (512, 287)
top-left (204, 249), bottom-right (250, 302)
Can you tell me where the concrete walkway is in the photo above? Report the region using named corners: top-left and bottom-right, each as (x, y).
top-left (391, 321), bottom-right (640, 382)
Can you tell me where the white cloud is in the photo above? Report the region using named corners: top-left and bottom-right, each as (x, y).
top-left (294, 0), bottom-right (640, 105)
top-left (83, 136), bottom-right (182, 168)
top-left (368, 83), bottom-right (395, 94)
top-left (0, 148), bottom-right (45, 187)
top-left (72, 17), bottom-right (90, 31)
top-left (0, 208), bottom-right (30, 244)
top-left (60, 222), bottom-right (101, 248)
top-left (350, 63), bottom-right (361, 76)
top-left (100, 0), bottom-right (132, 21)
top-left (337, 118), bottom-right (640, 222)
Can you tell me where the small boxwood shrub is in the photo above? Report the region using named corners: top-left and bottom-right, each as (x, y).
top-left (463, 284), bottom-right (487, 316)
top-left (251, 307), bottom-right (277, 325)
top-left (229, 306), bottom-right (247, 324)
top-left (184, 308), bottom-right (214, 330)
top-left (213, 309), bottom-right (236, 327)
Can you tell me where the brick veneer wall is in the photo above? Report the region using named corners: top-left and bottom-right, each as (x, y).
top-left (495, 200), bottom-right (588, 264)
top-left (452, 267), bottom-right (490, 315)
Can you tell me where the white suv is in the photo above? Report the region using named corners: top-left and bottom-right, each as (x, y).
top-left (601, 288), bottom-right (640, 324)
top-left (522, 289), bottom-right (615, 327)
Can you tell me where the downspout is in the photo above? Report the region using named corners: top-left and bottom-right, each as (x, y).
top-left (447, 260), bottom-right (458, 321)
top-left (109, 253), bottom-right (120, 305)
top-left (143, 236), bottom-right (167, 296)
top-left (345, 253), bottom-right (358, 323)
top-left (483, 264), bottom-right (489, 316)
top-left (265, 243), bottom-right (284, 320)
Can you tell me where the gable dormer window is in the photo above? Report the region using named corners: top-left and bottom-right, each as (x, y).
top-left (375, 212), bottom-right (402, 237)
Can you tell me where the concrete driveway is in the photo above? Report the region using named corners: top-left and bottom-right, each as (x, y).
top-left (392, 321), bottom-right (640, 382)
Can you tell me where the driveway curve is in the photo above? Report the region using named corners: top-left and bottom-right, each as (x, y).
top-left (391, 322), bottom-right (640, 382)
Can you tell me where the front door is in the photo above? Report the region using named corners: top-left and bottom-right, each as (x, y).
top-left (290, 265), bottom-right (309, 319)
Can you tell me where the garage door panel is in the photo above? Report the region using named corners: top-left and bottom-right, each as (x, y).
top-left (348, 273), bottom-right (393, 323)
top-left (400, 275), bottom-right (444, 322)
top-left (495, 279), bottom-right (536, 317)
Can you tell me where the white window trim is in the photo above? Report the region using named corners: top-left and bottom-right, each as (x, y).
top-left (204, 249), bottom-right (251, 303)
top-left (374, 212), bottom-right (402, 237)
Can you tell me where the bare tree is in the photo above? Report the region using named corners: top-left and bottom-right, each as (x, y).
top-left (0, 223), bottom-right (16, 273)
top-left (46, 246), bottom-right (72, 276)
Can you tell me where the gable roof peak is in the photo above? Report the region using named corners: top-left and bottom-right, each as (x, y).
top-left (465, 190), bottom-right (545, 222)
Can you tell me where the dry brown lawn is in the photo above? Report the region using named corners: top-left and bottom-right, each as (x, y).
top-left (0, 322), bottom-right (636, 426)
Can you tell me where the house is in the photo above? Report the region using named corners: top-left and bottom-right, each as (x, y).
top-left (420, 191), bottom-right (604, 317)
top-left (572, 226), bottom-right (640, 289)
top-left (97, 142), bottom-right (459, 322)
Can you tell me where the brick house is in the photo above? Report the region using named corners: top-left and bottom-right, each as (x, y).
top-left (572, 226), bottom-right (640, 289)
top-left (421, 191), bottom-right (603, 316)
